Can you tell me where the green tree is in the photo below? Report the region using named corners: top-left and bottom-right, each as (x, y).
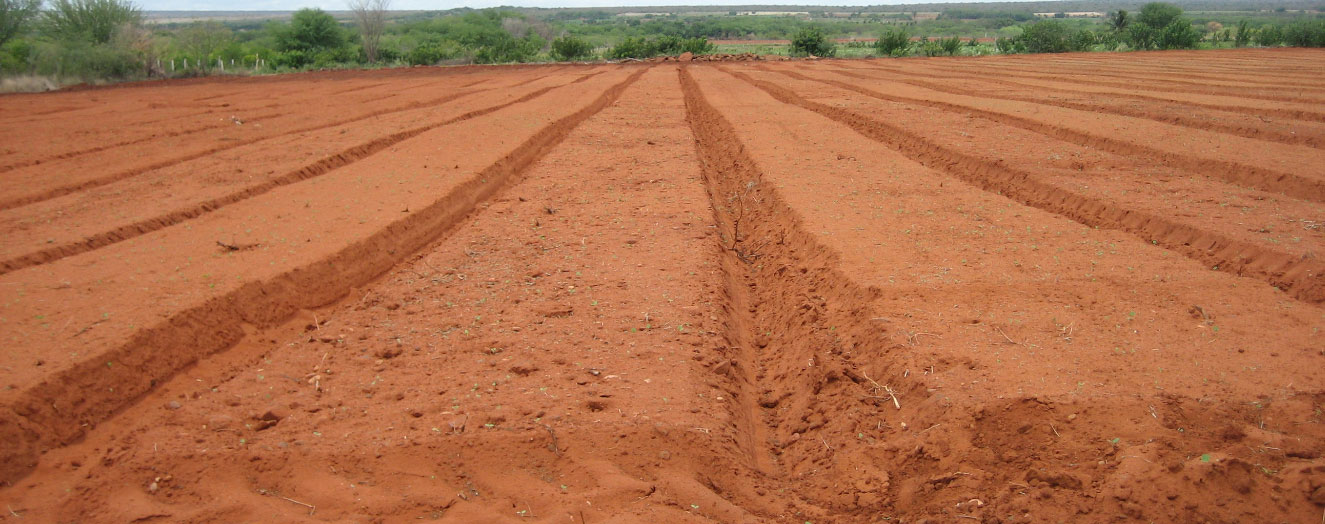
top-left (1017, 19), bottom-right (1072, 53)
top-left (790, 28), bottom-right (834, 57)
top-left (277, 8), bottom-right (345, 53)
top-left (874, 26), bottom-right (911, 56)
top-left (43, 0), bottom-right (141, 44)
top-left (1, 0), bottom-right (41, 47)
top-left (1156, 19), bottom-right (1200, 49)
top-left (1136, 2), bottom-right (1182, 30)
top-left (1255, 24), bottom-right (1284, 46)
top-left (1234, 19), bottom-right (1251, 47)
top-left (1125, 3), bottom-right (1197, 50)
top-left (1108, 10), bottom-right (1129, 32)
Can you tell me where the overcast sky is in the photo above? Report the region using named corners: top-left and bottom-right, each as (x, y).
top-left (143, 0), bottom-right (993, 12)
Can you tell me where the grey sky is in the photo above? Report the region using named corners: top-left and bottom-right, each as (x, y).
top-left (142, 0), bottom-right (989, 12)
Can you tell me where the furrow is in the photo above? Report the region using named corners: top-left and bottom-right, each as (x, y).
top-left (828, 68), bottom-right (1322, 149)
top-left (0, 84), bottom-right (566, 276)
top-left (721, 67), bottom-right (1325, 304)
top-left (0, 88), bottom-right (488, 211)
top-left (770, 67), bottom-right (1325, 202)
top-left (0, 110), bottom-right (293, 175)
top-left (0, 67), bottom-right (647, 485)
top-left (681, 66), bottom-right (919, 512)
top-left (976, 60), bottom-right (1325, 92)
top-left (947, 64), bottom-right (1325, 105)
top-left (841, 62), bottom-right (1325, 123)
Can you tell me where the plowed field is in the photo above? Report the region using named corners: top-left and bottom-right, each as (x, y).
top-left (1, 49), bottom-right (1323, 523)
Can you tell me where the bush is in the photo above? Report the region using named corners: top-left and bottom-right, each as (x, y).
top-left (1284, 20), bottom-right (1325, 47)
top-left (275, 8), bottom-right (345, 53)
top-left (270, 48), bottom-right (310, 68)
top-left (1124, 2), bottom-right (1197, 50)
top-left (28, 39), bottom-right (138, 79)
top-left (405, 42), bottom-right (458, 65)
top-left (1256, 24), bottom-right (1284, 47)
top-left (1, 0), bottom-right (42, 47)
top-left (550, 35), bottom-right (592, 60)
top-left (42, 0), bottom-right (141, 44)
top-left (473, 36), bottom-right (539, 64)
top-left (790, 28), bottom-right (834, 57)
top-left (1, 38), bottom-right (34, 73)
top-left (654, 35), bottom-right (712, 55)
top-left (1018, 20), bottom-right (1072, 53)
top-left (1071, 29), bottom-right (1096, 51)
top-left (937, 36), bottom-right (962, 56)
top-left (606, 35), bottom-right (711, 59)
top-left (1155, 20), bottom-right (1200, 49)
top-left (995, 36), bottom-right (1024, 54)
top-left (607, 36), bottom-right (652, 59)
top-left (874, 27), bottom-right (911, 57)
top-left (1234, 19), bottom-right (1251, 47)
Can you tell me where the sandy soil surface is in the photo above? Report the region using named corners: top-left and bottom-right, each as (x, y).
top-left (0, 48), bottom-right (1322, 523)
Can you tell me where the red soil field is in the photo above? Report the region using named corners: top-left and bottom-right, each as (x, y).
top-left (0, 49), bottom-right (1322, 523)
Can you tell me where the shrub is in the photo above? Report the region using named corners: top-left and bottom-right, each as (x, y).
top-left (1234, 19), bottom-right (1251, 47)
top-left (920, 39), bottom-right (945, 56)
top-left (874, 27), bottom-right (911, 57)
top-left (1071, 29), bottom-right (1096, 51)
top-left (607, 36), bottom-right (653, 59)
top-left (1018, 20), bottom-right (1072, 53)
top-left (606, 35), bottom-right (710, 59)
top-left (1284, 20), bottom-right (1325, 47)
top-left (654, 35), bottom-right (712, 55)
top-left (790, 28), bottom-right (835, 57)
top-left (1255, 24), bottom-right (1284, 47)
top-left (1155, 20), bottom-right (1200, 49)
top-left (1, 0), bottom-right (41, 47)
top-left (473, 36), bottom-right (539, 64)
top-left (550, 35), bottom-right (592, 60)
top-left (995, 36), bottom-right (1024, 54)
top-left (405, 43), bottom-right (446, 65)
top-left (1125, 2), bottom-right (1197, 50)
top-left (938, 36), bottom-right (962, 56)
top-left (275, 8), bottom-right (345, 53)
top-left (28, 39), bottom-right (137, 79)
top-left (42, 0), bottom-right (141, 44)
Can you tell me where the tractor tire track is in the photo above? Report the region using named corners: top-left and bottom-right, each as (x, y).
top-left (721, 66), bottom-right (1325, 304)
top-left (0, 66), bottom-right (647, 485)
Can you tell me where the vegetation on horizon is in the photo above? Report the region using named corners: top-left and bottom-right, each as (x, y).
top-left (0, 0), bottom-right (1323, 89)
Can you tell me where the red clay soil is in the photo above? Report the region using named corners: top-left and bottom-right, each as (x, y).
top-left (0, 49), bottom-right (1322, 523)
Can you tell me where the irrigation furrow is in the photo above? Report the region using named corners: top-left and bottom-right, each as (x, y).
top-left (681, 65), bottom-right (937, 513)
top-left (972, 60), bottom-right (1325, 92)
top-left (827, 68), bottom-right (1323, 149)
top-left (991, 59), bottom-right (1325, 86)
top-left (721, 67), bottom-right (1325, 304)
top-left (0, 87), bottom-right (500, 211)
top-left (0, 67), bottom-right (647, 485)
top-left (936, 64), bottom-right (1325, 105)
top-left (770, 68), bottom-right (1325, 202)
top-left (0, 109), bottom-right (298, 175)
top-left (0, 83), bottom-right (580, 275)
top-left (842, 59), bottom-right (1325, 110)
top-left (879, 64), bottom-right (1325, 124)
